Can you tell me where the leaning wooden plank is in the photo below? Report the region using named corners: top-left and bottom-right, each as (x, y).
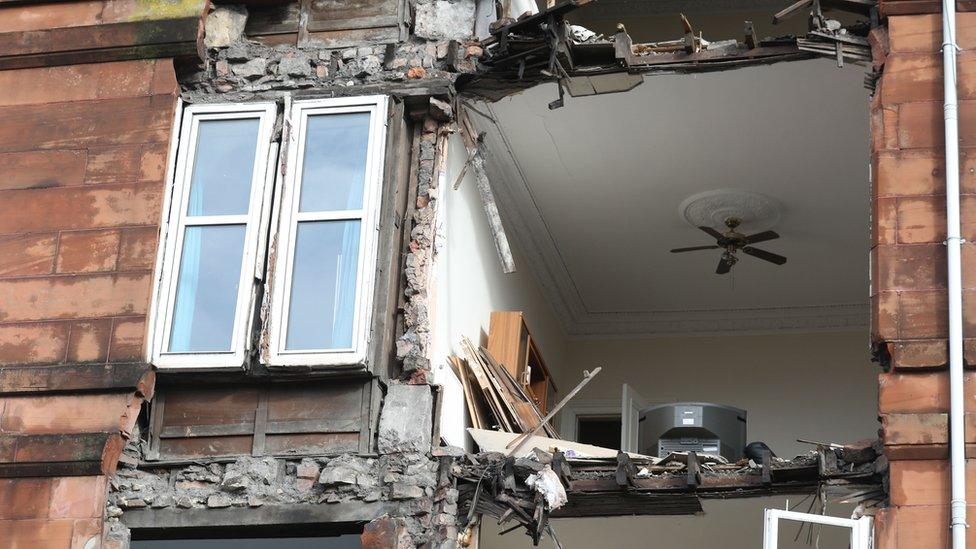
top-left (481, 348), bottom-right (559, 438)
top-left (463, 337), bottom-right (522, 432)
top-left (471, 152), bottom-right (516, 274)
top-left (471, 349), bottom-right (523, 432)
top-left (479, 348), bottom-right (543, 434)
top-left (460, 343), bottom-right (507, 429)
top-left (462, 339), bottom-right (515, 431)
top-left (450, 355), bottom-right (488, 430)
top-left (506, 367), bottom-right (602, 455)
top-left (468, 340), bottom-right (528, 431)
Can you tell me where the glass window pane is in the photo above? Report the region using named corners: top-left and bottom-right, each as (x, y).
top-left (285, 220), bottom-right (361, 350)
top-left (298, 113), bottom-right (370, 212)
top-left (169, 225), bottom-right (247, 353)
top-left (187, 118), bottom-right (260, 216)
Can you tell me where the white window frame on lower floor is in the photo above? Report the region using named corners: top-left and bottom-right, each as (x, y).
top-left (149, 102), bottom-right (278, 369)
top-left (763, 508), bottom-right (873, 549)
top-left (265, 95), bottom-right (388, 367)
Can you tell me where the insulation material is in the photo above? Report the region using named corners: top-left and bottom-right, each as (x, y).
top-left (526, 465), bottom-right (567, 510)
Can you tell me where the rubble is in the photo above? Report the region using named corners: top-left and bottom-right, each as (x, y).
top-left (455, 440), bottom-right (885, 546)
top-left (108, 452), bottom-right (451, 544)
top-left (204, 5), bottom-right (248, 49)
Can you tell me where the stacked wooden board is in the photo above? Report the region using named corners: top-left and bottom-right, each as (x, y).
top-left (448, 336), bottom-right (559, 438)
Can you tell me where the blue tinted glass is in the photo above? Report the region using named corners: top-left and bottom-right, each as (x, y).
top-left (187, 118), bottom-right (260, 216)
top-left (285, 220), bottom-right (361, 350)
top-left (168, 225), bottom-right (246, 352)
top-left (298, 113), bottom-right (370, 212)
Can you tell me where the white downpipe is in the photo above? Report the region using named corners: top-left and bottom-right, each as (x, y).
top-left (944, 0), bottom-right (968, 546)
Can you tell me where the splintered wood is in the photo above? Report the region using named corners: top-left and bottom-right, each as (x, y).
top-left (448, 337), bottom-right (558, 438)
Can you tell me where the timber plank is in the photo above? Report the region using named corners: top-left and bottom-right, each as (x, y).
top-left (552, 492), bottom-right (702, 517)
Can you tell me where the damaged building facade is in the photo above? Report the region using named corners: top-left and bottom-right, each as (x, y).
top-left (0, 0), bottom-right (970, 547)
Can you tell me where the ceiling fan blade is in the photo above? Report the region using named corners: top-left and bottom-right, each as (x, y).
top-left (670, 245), bottom-right (721, 253)
top-left (743, 230), bottom-right (780, 245)
top-left (716, 256), bottom-right (733, 274)
top-left (742, 246), bottom-right (787, 265)
top-left (698, 226), bottom-right (725, 241)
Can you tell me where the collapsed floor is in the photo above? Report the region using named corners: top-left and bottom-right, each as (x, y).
top-left (454, 441), bottom-right (884, 545)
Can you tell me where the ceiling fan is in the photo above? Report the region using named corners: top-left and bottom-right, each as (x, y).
top-left (670, 217), bottom-right (787, 274)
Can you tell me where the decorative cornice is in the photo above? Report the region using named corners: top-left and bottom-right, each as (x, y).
top-left (477, 102), bottom-right (869, 338)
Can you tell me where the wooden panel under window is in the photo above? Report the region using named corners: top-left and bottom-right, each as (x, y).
top-left (307, 0), bottom-right (401, 32)
top-left (244, 0), bottom-right (406, 48)
top-left (304, 0), bottom-right (405, 48)
top-left (149, 379), bottom-right (375, 460)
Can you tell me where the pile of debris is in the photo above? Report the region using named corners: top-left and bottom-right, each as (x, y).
top-left (456, 449), bottom-right (573, 547)
top-left (454, 439), bottom-right (885, 546)
top-left (460, 0), bottom-right (877, 102)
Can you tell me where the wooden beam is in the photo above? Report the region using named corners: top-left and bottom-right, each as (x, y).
top-left (686, 451), bottom-right (700, 489)
top-left (0, 362), bottom-right (152, 395)
top-left (552, 492), bottom-right (702, 518)
top-left (761, 450), bottom-right (772, 486)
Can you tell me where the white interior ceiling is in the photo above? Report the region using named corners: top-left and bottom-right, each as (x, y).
top-left (476, 58), bottom-right (871, 337)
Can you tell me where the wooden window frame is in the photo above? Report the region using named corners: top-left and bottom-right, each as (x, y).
top-left (148, 102), bottom-right (278, 369)
top-left (265, 96), bottom-right (388, 368)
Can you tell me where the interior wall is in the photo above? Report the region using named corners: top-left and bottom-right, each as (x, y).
top-left (555, 331), bottom-right (879, 459)
top-left (481, 496), bottom-right (858, 549)
top-left (430, 133), bottom-right (569, 447)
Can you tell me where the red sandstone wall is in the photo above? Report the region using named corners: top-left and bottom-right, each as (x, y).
top-left (873, 12), bottom-right (976, 547)
top-left (0, 59), bottom-right (177, 548)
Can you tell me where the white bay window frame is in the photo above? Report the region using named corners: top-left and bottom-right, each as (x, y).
top-left (150, 103), bottom-right (277, 369)
top-left (265, 96), bottom-right (388, 367)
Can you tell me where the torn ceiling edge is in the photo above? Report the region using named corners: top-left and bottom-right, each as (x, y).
top-left (456, 439), bottom-right (884, 545)
top-left (457, 0), bottom-right (873, 102)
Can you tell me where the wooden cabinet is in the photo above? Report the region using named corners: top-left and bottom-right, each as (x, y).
top-left (487, 311), bottom-right (558, 414)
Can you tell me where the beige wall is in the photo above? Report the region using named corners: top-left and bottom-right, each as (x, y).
top-left (482, 497), bottom-right (858, 549)
top-left (553, 331), bottom-right (879, 458)
top-left (477, 330), bottom-right (878, 549)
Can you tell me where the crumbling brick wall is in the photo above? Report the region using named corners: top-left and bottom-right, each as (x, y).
top-left (0, 1), bottom-right (472, 546)
top-left (0, 59), bottom-right (178, 548)
top-left (871, 8), bottom-right (976, 547)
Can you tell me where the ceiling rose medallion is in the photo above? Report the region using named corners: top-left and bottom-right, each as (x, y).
top-left (673, 189), bottom-right (786, 275)
top-left (678, 189), bottom-right (783, 233)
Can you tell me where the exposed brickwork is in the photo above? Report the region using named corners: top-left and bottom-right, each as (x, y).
top-left (872, 12), bottom-right (976, 548)
top-left (396, 120), bottom-right (444, 378)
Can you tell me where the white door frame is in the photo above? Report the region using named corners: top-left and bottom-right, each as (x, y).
top-left (559, 398), bottom-right (620, 443)
top-left (763, 509), bottom-right (873, 549)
